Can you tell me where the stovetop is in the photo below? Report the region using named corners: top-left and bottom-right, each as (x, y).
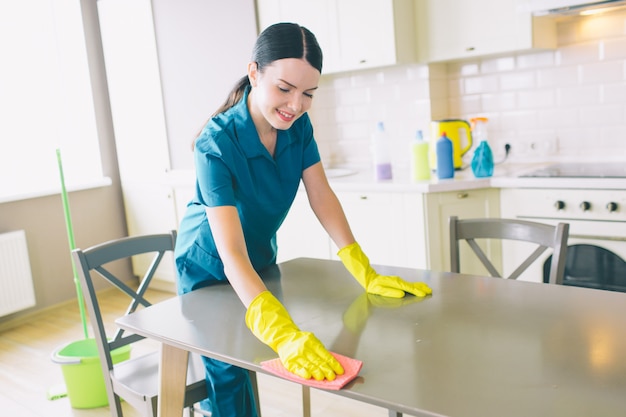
top-left (520, 163), bottom-right (626, 178)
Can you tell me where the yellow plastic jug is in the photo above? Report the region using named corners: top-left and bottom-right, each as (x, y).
top-left (429, 120), bottom-right (473, 169)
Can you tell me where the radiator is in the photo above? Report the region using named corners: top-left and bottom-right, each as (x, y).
top-left (0, 230), bottom-right (36, 317)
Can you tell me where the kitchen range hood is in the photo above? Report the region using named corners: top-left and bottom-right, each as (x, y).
top-left (533, 0), bottom-right (626, 16)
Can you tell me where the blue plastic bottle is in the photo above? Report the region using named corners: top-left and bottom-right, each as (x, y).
top-left (436, 132), bottom-right (454, 179)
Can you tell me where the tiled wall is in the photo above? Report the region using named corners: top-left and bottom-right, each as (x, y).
top-left (310, 10), bottom-right (626, 172)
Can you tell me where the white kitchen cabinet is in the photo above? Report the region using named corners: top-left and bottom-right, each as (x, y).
top-left (256, 0), bottom-right (417, 74)
top-left (276, 191), bottom-right (331, 262)
top-left (424, 188), bottom-right (501, 274)
top-left (278, 187), bottom-right (500, 273)
top-left (415, 0), bottom-right (557, 62)
top-left (333, 191), bottom-right (407, 267)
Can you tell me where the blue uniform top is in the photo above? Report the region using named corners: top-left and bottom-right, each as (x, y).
top-left (175, 87), bottom-right (321, 294)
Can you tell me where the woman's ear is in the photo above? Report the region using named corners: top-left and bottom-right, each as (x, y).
top-left (247, 62), bottom-right (258, 87)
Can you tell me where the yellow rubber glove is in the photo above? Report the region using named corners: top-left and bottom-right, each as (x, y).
top-left (245, 291), bottom-right (344, 381)
top-left (337, 242), bottom-right (433, 298)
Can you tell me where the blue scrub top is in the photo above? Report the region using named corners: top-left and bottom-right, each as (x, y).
top-left (175, 87), bottom-right (321, 294)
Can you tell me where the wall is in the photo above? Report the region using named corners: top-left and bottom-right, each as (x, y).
top-left (310, 9), bottom-right (626, 173)
top-left (0, 0), bottom-right (129, 330)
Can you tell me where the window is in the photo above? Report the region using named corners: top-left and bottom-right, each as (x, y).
top-left (0, 0), bottom-right (104, 202)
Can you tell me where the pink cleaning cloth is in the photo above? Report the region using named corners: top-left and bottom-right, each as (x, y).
top-left (260, 352), bottom-right (363, 390)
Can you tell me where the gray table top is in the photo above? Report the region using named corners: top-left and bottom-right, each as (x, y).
top-left (117, 258), bottom-right (626, 417)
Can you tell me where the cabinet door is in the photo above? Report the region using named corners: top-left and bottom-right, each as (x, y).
top-left (276, 191), bottom-right (331, 262)
top-left (403, 193), bottom-right (429, 269)
top-left (334, 191), bottom-right (407, 267)
top-left (335, 0), bottom-right (396, 70)
top-left (256, 0), bottom-right (341, 73)
top-left (257, 0), bottom-right (415, 73)
top-left (416, 0), bottom-right (555, 62)
top-left (425, 188), bottom-right (501, 274)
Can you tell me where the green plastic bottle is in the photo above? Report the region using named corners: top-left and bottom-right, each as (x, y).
top-left (410, 130), bottom-right (430, 181)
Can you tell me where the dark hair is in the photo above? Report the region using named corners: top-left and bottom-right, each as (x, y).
top-left (192, 23), bottom-right (323, 149)
top-left (213, 22), bottom-right (323, 117)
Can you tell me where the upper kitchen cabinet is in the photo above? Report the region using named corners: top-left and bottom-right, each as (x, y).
top-left (256, 0), bottom-right (417, 74)
top-left (415, 0), bottom-right (557, 63)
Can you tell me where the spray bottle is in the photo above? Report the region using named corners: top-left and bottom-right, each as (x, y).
top-left (470, 117), bottom-right (494, 178)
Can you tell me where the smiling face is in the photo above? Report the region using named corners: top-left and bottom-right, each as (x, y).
top-left (247, 58), bottom-right (320, 133)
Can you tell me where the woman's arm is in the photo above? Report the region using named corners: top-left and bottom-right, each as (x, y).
top-left (301, 161), bottom-right (355, 250)
top-left (303, 161), bottom-right (433, 299)
top-left (205, 205), bottom-right (268, 307)
top-left (207, 203), bottom-right (344, 380)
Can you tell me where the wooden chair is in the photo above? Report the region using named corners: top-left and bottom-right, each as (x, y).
top-left (449, 216), bottom-right (570, 284)
top-left (72, 231), bottom-right (260, 417)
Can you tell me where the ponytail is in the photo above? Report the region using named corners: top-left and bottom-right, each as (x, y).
top-left (191, 75), bottom-right (250, 150)
top-left (212, 75), bottom-right (250, 117)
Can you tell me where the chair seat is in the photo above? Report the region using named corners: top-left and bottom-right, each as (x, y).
top-left (112, 351), bottom-right (207, 408)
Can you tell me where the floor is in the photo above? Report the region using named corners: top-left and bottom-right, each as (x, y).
top-left (0, 288), bottom-right (394, 417)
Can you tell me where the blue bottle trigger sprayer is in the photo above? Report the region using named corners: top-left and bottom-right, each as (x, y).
top-left (470, 117), bottom-right (494, 178)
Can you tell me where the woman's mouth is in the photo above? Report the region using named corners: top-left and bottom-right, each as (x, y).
top-left (276, 109), bottom-right (295, 122)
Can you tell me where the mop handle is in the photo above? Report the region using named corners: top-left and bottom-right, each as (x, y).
top-left (56, 149), bottom-right (89, 339)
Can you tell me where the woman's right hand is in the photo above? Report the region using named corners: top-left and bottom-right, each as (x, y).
top-left (245, 291), bottom-right (344, 380)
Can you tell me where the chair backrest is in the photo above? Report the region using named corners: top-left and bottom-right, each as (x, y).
top-left (449, 216), bottom-right (569, 284)
top-left (71, 231), bottom-right (177, 375)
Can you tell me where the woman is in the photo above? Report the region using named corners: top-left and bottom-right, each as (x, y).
top-left (175, 22), bottom-right (432, 417)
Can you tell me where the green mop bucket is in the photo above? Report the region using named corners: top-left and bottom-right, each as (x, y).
top-left (51, 338), bottom-right (131, 408)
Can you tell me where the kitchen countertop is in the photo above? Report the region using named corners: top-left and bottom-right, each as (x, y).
top-left (327, 162), bottom-right (626, 192)
top-left (165, 161), bottom-right (626, 194)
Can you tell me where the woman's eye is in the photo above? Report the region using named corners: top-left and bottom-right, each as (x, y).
top-left (304, 92), bottom-right (314, 99)
top-left (278, 86), bottom-right (289, 93)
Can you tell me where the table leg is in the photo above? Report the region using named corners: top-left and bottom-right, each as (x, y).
top-left (302, 385), bottom-right (311, 417)
top-left (157, 343), bottom-right (189, 417)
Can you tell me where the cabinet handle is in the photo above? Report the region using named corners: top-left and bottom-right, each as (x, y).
top-left (457, 192), bottom-right (469, 199)
top-left (359, 195), bottom-right (368, 200)
top-left (466, 46), bottom-right (475, 52)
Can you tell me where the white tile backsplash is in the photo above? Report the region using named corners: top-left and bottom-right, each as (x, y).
top-left (604, 38), bottom-right (626, 59)
top-left (537, 66), bottom-right (579, 87)
top-left (310, 10), bottom-right (626, 169)
top-left (580, 61), bottom-right (625, 84)
top-left (480, 57), bottom-right (516, 73)
top-left (602, 82), bottom-right (626, 103)
top-left (499, 71), bottom-right (537, 91)
top-left (557, 84), bottom-right (601, 106)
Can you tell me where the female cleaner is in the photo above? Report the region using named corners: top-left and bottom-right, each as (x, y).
top-left (174, 22), bottom-right (432, 417)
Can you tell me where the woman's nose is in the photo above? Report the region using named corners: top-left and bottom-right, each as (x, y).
top-left (287, 93), bottom-right (302, 112)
